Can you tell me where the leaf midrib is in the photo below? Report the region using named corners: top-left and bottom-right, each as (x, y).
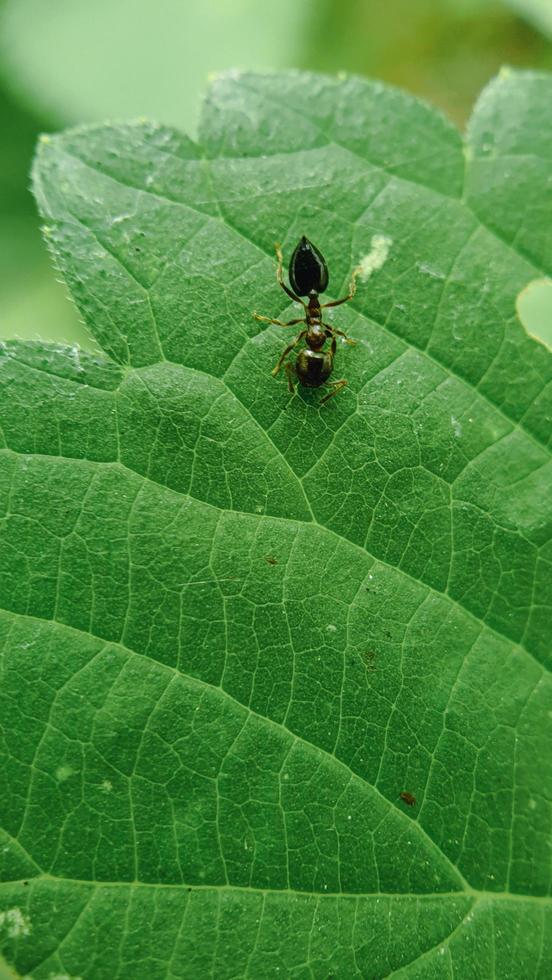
top-left (0, 873), bottom-right (547, 905)
top-left (2, 869), bottom-right (551, 915)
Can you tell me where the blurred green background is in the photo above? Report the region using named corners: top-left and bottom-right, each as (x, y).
top-left (1, 0), bottom-right (551, 351)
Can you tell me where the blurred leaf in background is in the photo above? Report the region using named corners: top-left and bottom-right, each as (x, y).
top-left (0, 957), bottom-right (15, 980)
top-left (506, 0), bottom-right (552, 37)
top-left (305, 0), bottom-right (552, 123)
top-left (0, 78), bottom-right (95, 347)
top-left (518, 278), bottom-right (552, 348)
top-left (0, 0), bottom-right (313, 131)
top-left (0, 0), bottom-right (551, 347)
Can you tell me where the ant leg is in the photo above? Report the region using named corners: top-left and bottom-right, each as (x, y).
top-left (320, 379), bottom-right (348, 405)
top-left (253, 313), bottom-right (305, 328)
top-left (321, 265), bottom-right (361, 309)
top-left (272, 329), bottom-right (307, 377)
top-left (322, 323), bottom-right (356, 346)
top-left (285, 362), bottom-right (296, 394)
top-left (275, 242), bottom-right (306, 306)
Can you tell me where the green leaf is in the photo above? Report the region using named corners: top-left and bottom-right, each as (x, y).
top-left (1, 69), bottom-right (551, 978)
top-left (465, 67), bottom-right (552, 274)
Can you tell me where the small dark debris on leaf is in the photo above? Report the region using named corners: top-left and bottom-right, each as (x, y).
top-left (262, 555), bottom-right (278, 565)
top-left (399, 791), bottom-right (416, 807)
top-left (361, 650), bottom-right (377, 671)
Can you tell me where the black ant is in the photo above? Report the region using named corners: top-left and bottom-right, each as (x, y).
top-left (253, 236), bottom-right (359, 404)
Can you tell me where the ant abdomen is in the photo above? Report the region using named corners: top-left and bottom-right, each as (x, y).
top-left (289, 236), bottom-right (329, 296)
top-left (296, 349), bottom-right (333, 388)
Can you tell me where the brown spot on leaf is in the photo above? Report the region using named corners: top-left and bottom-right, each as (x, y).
top-left (399, 791), bottom-right (416, 807)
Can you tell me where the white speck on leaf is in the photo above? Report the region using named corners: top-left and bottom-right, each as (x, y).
top-left (49, 974), bottom-right (83, 980)
top-left (0, 908), bottom-right (31, 938)
top-left (69, 345), bottom-right (85, 374)
top-left (357, 235), bottom-right (393, 281)
top-left (326, 624), bottom-right (337, 632)
top-left (451, 416), bottom-right (463, 438)
top-left (111, 213), bottom-right (133, 226)
top-left (55, 765), bottom-right (74, 782)
top-left (418, 261), bottom-right (445, 280)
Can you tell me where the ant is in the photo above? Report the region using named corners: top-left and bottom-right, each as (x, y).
top-left (253, 236), bottom-right (359, 404)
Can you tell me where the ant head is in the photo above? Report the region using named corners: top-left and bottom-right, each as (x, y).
top-left (288, 236), bottom-right (329, 296)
